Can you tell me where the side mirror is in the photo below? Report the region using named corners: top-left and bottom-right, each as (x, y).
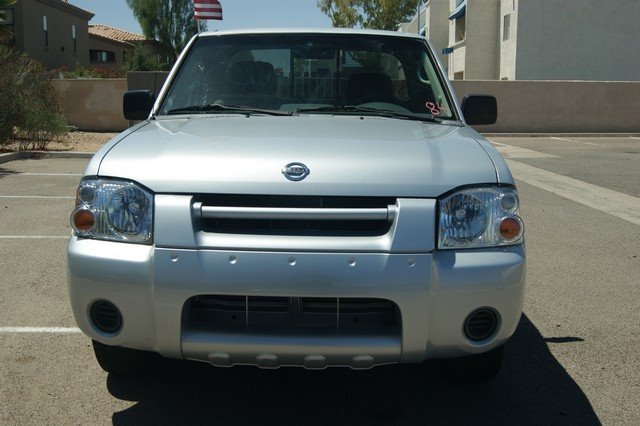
top-left (123, 90), bottom-right (154, 121)
top-left (461, 94), bottom-right (497, 125)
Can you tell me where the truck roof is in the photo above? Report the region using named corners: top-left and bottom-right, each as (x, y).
top-left (198, 27), bottom-right (425, 40)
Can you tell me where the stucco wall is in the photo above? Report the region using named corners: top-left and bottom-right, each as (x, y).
top-left (515, 0), bottom-right (640, 81)
top-left (52, 79), bottom-right (128, 132)
top-left (50, 78), bottom-right (640, 133)
top-left (127, 71), bottom-right (169, 96)
top-left (451, 80), bottom-right (640, 133)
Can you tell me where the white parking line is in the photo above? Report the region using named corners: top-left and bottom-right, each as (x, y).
top-left (490, 141), bottom-right (559, 159)
top-left (507, 159), bottom-right (640, 226)
top-left (0, 195), bottom-right (74, 199)
top-left (550, 137), bottom-right (598, 146)
top-left (0, 173), bottom-right (81, 176)
top-left (0, 236), bottom-right (69, 239)
top-left (0, 327), bottom-right (81, 333)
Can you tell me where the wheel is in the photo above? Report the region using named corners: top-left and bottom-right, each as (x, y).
top-left (449, 345), bottom-right (505, 382)
top-left (92, 339), bottom-right (154, 376)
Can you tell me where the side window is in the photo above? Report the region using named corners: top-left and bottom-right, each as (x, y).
top-left (43, 15), bottom-right (48, 48)
top-left (72, 25), bottom-right (77, 54)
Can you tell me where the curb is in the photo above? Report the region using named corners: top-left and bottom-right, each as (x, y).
top-left (0, 152), bottom-right (21, 165)
top-left (0, 151), bottom-right (94, 165)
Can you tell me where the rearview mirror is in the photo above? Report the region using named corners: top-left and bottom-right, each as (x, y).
top-left (123, 90), bottom-right (154, 121)
top-left (461, 95), bottom-right (497, 125)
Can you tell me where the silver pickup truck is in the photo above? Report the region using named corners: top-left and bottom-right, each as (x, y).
top-left (68, 28), bottom-right (525, 382)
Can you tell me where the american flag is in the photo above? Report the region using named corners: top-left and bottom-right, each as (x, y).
top-left (193, 0), bottom-right (223, 20)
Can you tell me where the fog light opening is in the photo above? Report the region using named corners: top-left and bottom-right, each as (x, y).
top-left (464, 308), bottom-right (499, 341)
top-left (90, 300), bottom-right (122, 334)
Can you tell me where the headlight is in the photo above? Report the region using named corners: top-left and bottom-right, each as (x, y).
top-left (438, 186), bottom-right (523, 249)
top-left (70, 178), bottom-right (153, 244)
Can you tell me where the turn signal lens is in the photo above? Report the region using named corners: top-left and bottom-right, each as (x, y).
top-left (499, 217), bottom-right (523, 241)
top-left (71, 208), bottom-right (95, 234)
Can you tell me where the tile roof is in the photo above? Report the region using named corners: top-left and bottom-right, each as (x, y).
top-left (89, 24), bottom-right (151, 44)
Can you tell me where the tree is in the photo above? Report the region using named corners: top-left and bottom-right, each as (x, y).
top-left (126, 0), bottom-right (203, 66)
top-left (0, 0), bottom-right (16, 41)
top-left (124, 44), bottom-right (165, 71)
top-left (317, 0), bottom-right (418, 31)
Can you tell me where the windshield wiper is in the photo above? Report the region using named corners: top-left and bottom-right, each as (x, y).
top-left (297, 105), bottom-right (443, 123)
top-left (166, 104), bottom-right (292, 116)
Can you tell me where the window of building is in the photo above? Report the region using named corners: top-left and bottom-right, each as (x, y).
top-left (72, 25), bottom-right (77, 53)
top-left (43, 15), bottom-right (48, 47)
top-left (503, 14), bottom-right (511, 41)
top-left (0, 8), bottom-right (14, 25)
top-left (455, 15), bottom-right (466, 42)
top-left (90, 50), bottom-right (116, 63)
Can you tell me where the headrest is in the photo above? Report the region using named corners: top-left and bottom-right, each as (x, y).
top-left (226, 61), bottom-right (277, 95)
top-left (346, 72), bottom-right (394, 103)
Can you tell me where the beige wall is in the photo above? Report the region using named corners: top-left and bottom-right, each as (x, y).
top-left (50, 78), bottom-right (640, 134)
top-left (15, 0), bottom-right (91, 69)
top-left (452, 80), bottom-right (640, 133)
top-left (52, 79), bottom-right (128, 132)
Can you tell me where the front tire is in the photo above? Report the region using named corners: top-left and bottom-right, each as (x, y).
top-left (92, 340), bottom-right (154, 376)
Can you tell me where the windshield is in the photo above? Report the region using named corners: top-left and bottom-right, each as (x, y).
top-left (159, 33), bottom-right (456, 120)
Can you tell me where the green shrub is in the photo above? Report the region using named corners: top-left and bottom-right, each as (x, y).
top-left (0, 46), bottom-right (67, 150)
top-left (61, 64), bottom-right (125, 79)
top-left (125, 44), bottom-right (167, 71)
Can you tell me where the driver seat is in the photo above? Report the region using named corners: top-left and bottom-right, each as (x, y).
top-left (346, 72), bottom-right (394, 105)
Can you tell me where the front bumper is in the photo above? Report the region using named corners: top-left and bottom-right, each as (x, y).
top-left (68, 237), bottom-right (525, 368)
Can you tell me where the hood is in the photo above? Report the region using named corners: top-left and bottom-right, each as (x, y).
top-left (97, 115), bottom-right (497, 197)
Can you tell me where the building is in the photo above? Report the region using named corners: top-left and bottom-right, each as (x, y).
top-left (0, 0), bottom-right (94, 69)
top-left (445, 0), bottom-right (500, 80)
top-left (398, 0), bottom-right (450, 69)
top-left (499, 0), bottom-right (640, 81)
top-left (402, 0), bottom-right (640, 81)
top-left (88, 24), bottom-right (155, 70)
top-left (0, 1), bottom-right (156, 71)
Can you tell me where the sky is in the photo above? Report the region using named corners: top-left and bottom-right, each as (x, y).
top-left (70, 0), bottom-right (332, 35)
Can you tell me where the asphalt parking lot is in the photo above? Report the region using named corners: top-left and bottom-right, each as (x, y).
top-left (0, 136), bottom-right (638, 424)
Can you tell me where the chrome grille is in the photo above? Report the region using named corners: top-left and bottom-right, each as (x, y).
top-left (194, 195), bottom-right (396, 236)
